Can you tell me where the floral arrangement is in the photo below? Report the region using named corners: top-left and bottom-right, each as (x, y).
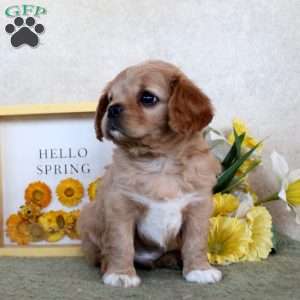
top-left (205, 118), bottom-right (300, 265)
top-left (6, 177), bottom-right (102, 245)
top-left (6, 195), bottom-right (80, 245)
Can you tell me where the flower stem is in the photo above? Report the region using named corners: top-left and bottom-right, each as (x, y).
top-left (256, 192), bottom-right (279, 205)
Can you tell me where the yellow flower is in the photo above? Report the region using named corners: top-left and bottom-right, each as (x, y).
top-left (271, 151), bottom-right (300, 224)
top-left (208, 216), bottom-right (251, 265)
top-left (286, 179), bottom-right (300, 206)
top-left (38, 211), bottom-right (65, 242)
top-left (88, 177), bottom-right (102, 201)
top-left (18, 203), bottom-right (42, 222)
top-left (228, 118), bottom-right (260, 150)
top-left (25, 181), bottom-right (52, 208)
top-left (63, 210), bottom-right (80, 239)
top-left (6, 214), bottom-right (31, 245)
top-left (245, 207), bottom-right (273, 261)
top-left (56, 178), bottom-right (84, 207)
top-left (212, 193), bottom-right (239, 216)
top-left (47, 231), bottom-right (65, 243)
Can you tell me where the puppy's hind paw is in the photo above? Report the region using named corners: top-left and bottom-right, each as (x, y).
top-left (184, 268), bottom-right (222, 284)
top-left (103, 273), bottom-right (141, 288)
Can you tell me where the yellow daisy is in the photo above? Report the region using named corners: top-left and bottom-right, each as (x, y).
top-left (63, 210), bottom-right (80, 239)
top-left (56, 178), bottom-right (84, 207)
top-left (228, 118), bottom-right (260, 150)
top-left (88, 177), bottom-right (102, 201)
top-left (208, 216), bottom-right (251, 265)
top-left (245, 207), bottom-right (273, 261)
top-left (18, 203), bottom-right (42, 222)
top-left (212, 193), bottom-right (239, 216)
top-left (6, 214), bottom-right (31, 245)
top-left (38, 211), bottom-right (65, 242)
top-left (25, 181), bottom-right (52, 208)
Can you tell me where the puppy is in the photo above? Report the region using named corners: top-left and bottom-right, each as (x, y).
top-left (78, 60), bottom-right (222, 287)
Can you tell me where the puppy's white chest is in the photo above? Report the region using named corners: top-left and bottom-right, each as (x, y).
top-left (130, 193), bottom-right (201, 248)
top-left (138, 202), bottom-right (183, 248)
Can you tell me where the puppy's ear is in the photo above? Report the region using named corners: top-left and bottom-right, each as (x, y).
top-left (95, 91), bottom-right (109, 141)
top-left (168, 74), bottom-right (214, 135)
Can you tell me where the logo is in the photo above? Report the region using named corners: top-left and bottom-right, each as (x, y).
top-left (4, 5), bottom-right (46, 48)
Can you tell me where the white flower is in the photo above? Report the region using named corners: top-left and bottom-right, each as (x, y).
top-left (204, 127), bottom-right (231, 161)
top-left (271, 151), bottom-right (300, 224)
top-left (232, 191), bottom-right (254, 218)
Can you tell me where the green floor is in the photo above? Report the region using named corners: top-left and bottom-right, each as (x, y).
top-left (0, 235), bottom-right (299, 300)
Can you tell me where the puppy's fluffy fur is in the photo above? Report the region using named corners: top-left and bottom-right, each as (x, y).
top-left (78, 61), bottom-right (222, 287)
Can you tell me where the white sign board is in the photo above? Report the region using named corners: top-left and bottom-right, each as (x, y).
top-left (0, 110), bottom-right (113, 249)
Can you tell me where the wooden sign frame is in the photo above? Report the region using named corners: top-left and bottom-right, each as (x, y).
top-left (0, 102), bottom-right (98, 256)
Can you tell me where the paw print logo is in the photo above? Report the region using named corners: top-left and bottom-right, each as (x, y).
top-left (5, 17), bottom-right (45, 48)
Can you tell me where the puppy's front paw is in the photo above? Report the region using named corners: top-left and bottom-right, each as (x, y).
top-left (103, 273), bottom-right (141, 288)
top-left (184, 268), bottom-right (222, 284)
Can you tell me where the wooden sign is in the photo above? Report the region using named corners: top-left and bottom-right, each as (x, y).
top-left (0, 103), bottom-right (113, 256)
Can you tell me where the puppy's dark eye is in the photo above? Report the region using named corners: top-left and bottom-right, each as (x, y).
top-left (140, 91), bottom-right (159, 107)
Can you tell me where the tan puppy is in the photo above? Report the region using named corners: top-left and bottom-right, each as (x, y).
top-left (78, 60), bottom-right (222, 287)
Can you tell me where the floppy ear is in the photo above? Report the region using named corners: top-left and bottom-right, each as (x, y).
top-left (168, 74), bottom-right (214, 135)
top-left (95, 91), bottom-right (109, 141)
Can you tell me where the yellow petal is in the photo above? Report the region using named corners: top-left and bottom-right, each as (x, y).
top-left (88, 177), bottom-right (102, 201)
top-left (227, 118), bottom-right (261, 150)
top-left (38, 211), bottom-right (66, 242)
top-left (213, 193), bottom-right (239, 216)
top-left (286, 180), bottom-right (300, 206)
top-left (244, 207), bottom-right (273, 262)
top-left (47, 231), bottom-right (65, 242)
top-left (233, 118), bottom-right (248, 135)
top-left (208, 216), bottom-right (252, 265)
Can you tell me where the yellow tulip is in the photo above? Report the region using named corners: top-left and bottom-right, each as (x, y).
top-left (228, 118), bottom-right (260, 150)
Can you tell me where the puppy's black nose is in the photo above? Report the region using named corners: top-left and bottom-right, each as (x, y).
top-left (108, 104), bottom-right (124, 119)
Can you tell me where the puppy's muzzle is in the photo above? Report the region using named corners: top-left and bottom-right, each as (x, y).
top-left (107, 103), bottom-right (125, 133)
